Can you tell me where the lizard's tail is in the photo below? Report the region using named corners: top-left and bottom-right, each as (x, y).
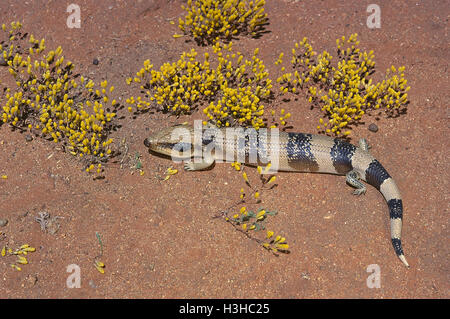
top-left (364, 159), bottom-right (409, 268)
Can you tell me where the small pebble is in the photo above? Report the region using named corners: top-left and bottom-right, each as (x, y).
top-left (89, 280), bottom-right (97, 289)
top-left (0, 56), bottom-right (7, 66)
top-left (25, 134), bottom-right (33, 142)
top-left (93, 58), bottom-right (99, 65)
top-left (0, 219), bottom-right (8, 227)
top-left (368, 123), bottom-right (378, 132)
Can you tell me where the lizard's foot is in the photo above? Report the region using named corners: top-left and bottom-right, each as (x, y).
top-left (346, 170), bottom-right (367, 196)
top-left (184, 159), bottom-right (215, 171)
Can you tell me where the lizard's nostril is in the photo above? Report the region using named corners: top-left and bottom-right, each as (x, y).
top-left (143, 138), bottom-right (150, 147)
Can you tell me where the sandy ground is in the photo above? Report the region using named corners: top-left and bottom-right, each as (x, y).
top-left (0, 0), bottom-right (448, 298)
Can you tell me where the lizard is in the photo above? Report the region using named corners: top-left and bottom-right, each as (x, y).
top-left (144, 123), bottom-right (409, 267)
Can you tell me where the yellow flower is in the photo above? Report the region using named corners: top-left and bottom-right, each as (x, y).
top-left (16, 255), bottom-right (28, 264)
top-left (95, 263), bottom-right (105, 274)
top-left (256, 210), bottom-right (265, 220)
top-left (11, 264), bottom-right (21, 271)
top-left (242, 172), bottom-right (249, 183)
top-left (167, 167), bottom-right (178, 175)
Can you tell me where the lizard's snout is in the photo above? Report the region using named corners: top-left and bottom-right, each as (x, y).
top-left (143, 138), bottom-right (151, 148)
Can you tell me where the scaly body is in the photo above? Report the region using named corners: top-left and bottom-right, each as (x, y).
top-left (144, 124), bottom-right (409, 267)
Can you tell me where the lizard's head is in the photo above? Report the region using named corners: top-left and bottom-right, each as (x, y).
top-left (144, 124), bottom-right (194, 158)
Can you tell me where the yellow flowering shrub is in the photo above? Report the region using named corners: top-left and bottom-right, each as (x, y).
top-left (202, 44), bottom-right (272, 129)
top-left (276, 34), bottom-right (410, 136)
top-left (0, 22), bottom-right (119, 171)
top-left (176, 0), bottom-right (268, 45)
top-left (127, 42), bottom-right (274, 129)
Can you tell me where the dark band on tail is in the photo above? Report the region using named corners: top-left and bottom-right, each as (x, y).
top-left (330, 139), bottom-right (356, 174)
top-left (365, 159), bottom-right (391, 189)
top-left (391, 238), bottom-right (404, 256)
top-left (387, 199), bottom-right (403, 219)
top-left (365, 159), bottom-right (408, 266)
top-left (286, 133), bottom-right (320, 172)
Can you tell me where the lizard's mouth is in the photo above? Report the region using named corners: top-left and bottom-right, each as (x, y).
top-left (144, 139), bottom-right (193, 158)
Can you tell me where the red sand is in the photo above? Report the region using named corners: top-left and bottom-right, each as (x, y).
top-left (0, 0), bottom-right (448, 298)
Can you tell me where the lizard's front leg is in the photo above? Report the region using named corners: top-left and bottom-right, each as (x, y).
top-left (184, 158), bottom-right (215, 171)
